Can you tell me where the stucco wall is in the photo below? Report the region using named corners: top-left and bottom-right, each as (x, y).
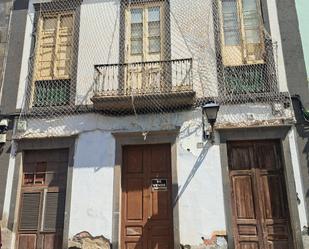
top-left (68, 110), bottom-right (226, 246)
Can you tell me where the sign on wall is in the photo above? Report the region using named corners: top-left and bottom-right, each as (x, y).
top-left (152, 179), bottom-right (167, 191)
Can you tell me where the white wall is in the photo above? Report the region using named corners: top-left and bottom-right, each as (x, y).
top-left (76, 0), bottom-right (120, 105)
top-left (69, 131), bottom-right (115, 239)
top-left (267, 0), bottom-right (289, 92)
top-left (289, 128), bottom-right (308, 229)
top-left (177, 120), bottom-right (225, 243)
top-left (56, 110), bottom-right (227, 245)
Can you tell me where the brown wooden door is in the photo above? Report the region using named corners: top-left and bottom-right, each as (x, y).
top-left (17, 150), bottom-right (68, 249)
top-left (228, 140), bottom-right (294, 249)
top-left (122, 144), bottom-right (174, 249)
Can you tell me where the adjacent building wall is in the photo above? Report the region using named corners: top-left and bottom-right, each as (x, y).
top-left (0, 0), bottom-right (13, 221)
top-left (0, 0), bottom-right (12, 99)
top-left (295, 0), bottom-right (309, 77)
top-left (275, 1), bottom-right (309, 242)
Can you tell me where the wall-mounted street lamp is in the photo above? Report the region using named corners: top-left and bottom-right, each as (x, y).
top-left (202, 102), bottom-right (220, 142)
top-left (0, 119), bottom-right (9, 145)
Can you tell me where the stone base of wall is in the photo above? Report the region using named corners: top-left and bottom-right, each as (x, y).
top-left (68, 231), bottom-right (111, 249)
top-left (181, 234), bottom-right (228, 249)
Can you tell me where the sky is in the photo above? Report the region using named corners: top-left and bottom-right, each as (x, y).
top-left (295, 0), bottom-right (309, 78)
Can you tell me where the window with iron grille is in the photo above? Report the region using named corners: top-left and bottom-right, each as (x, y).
top-left (32, 12), bottom-right (74, 107)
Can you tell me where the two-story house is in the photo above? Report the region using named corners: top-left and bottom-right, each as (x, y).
top-left (0, 0), bottom-right (308, 249)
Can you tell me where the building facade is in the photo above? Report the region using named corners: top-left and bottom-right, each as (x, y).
top-left (0, 0), bottom-right (308, 249)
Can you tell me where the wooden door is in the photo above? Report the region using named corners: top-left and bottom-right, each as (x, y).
top-left (228, 140), bottom-right (294, 249)
top-left (121, 144), bottom-right (174, 249)
top-left (17, 149), bottom-right (68, 249)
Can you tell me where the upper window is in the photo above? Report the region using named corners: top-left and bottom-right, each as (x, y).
top-left (32, 12), bottom-right (74, 107)
top-left (126, 3), bottom-right (162, 60)
top-left (220, 0), bottom-right (264, 66)
top-left (35, 13), bottom-right (74, 80)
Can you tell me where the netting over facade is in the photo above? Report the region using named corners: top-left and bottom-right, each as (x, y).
top-left (17, 0), bottom-right (293, 136)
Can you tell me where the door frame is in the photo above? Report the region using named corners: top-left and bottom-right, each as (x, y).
top-left (14, 136), bottom-right (76, 249)
top-left (218, 125), bottom-right (304, 249)
top-left (112, 130), bottom-right (180, 249)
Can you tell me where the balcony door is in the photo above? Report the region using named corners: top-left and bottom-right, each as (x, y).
top-left (125, 3), bottom-right (164, 92)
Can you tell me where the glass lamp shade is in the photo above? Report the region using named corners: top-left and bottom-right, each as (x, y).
top-left (202, 103), bottom-right (220, 125)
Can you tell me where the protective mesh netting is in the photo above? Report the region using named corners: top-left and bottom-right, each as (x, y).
top-left (16, 0), bottom-right (293, 136)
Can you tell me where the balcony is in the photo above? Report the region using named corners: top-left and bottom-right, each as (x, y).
top-left (91, 59), bottom-right (196, 115)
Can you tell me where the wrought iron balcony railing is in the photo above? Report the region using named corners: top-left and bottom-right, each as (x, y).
top-left (91, 59), bottom-right (196, 114)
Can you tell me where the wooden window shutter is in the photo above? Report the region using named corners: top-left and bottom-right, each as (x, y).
top-left (36, 16), bottom-right (57, 80)
top-left (55, 14), bottom-right (74, 79)
top-left (241, 0), bottom-right (264, 63)
top-left (19, 193), bottom-right (41, 230)
top-left (43, 192), bottom-right (66, 231)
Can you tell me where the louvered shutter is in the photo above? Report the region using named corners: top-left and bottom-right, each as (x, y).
top-left (19, 193), bottom-right (41, 230)
top-left (36, 16), bottom-right (57, 80)
top-left (43, 192), bottom-right (65, 231)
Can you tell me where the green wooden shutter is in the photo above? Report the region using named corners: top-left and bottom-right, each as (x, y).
top-left (43, 192), bottom-right (66, 231)
top-left (19, 193), bottom-right (41, 230)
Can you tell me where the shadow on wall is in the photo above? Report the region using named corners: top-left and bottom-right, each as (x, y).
top-left (173, 141), bottom-right (211, 207)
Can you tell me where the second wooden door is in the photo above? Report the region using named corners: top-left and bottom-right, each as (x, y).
top-left (228, 140), bottom-right (294, 249)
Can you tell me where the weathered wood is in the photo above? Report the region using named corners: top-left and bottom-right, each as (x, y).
top-left (228, 140), bottom-right (294, 249)
top-left (121, 144), bottom-right (173, 249)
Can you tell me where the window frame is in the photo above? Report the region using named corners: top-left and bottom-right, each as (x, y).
top-left (29, 10), bottom-right (77, 109)
top-left (34, 11), bottom-right (75, 81)
top-left (125, 1), bottom-right (164, 60)
top-left (219, 0), bottom-right (265, 66)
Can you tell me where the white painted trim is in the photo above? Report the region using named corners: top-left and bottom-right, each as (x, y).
top-left (2, 141), bottom-right (17, 224)
top-left (289, 127), bottom-right (308, 228)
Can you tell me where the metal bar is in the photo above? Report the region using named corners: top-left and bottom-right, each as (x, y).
top-left (94, 58), bottom-right (193, 69)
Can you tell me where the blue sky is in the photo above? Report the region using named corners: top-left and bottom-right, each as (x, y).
top-left (295, 0), bottom-right (309, 77)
